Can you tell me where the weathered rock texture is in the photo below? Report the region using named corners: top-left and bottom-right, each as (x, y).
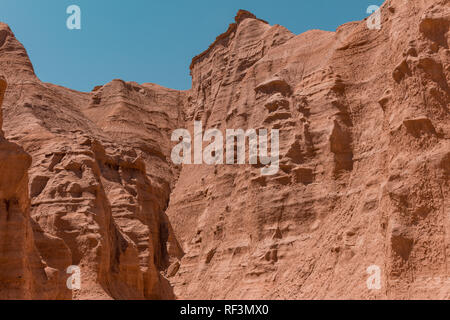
top-left (0, 0), bottom-right (449, 300)
top-left (167, 1), bottom-right (450, 299)
top-left (0, 21), bottom-right (184, 299)
top-left (0, 75), bottom-right (37, 299)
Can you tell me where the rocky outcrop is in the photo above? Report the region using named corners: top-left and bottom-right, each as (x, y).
top-left (0, 76), bottom-right (51, 299)
top-left (166, 2), bottom-right (450, 299)
top-left (0, 22), bottom-right (184, 299)
top-left (0, 0), bottom-right (449, 300)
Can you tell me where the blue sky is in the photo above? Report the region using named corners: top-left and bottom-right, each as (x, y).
top-left (0, 0), bottom-right (384, 92)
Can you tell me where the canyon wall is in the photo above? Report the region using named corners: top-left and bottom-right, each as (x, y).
top-left (166, 0), bottom-right (450, 299)
top-left (1, 74), bottom-right (62, 299)
top-left (0, 21), bottom-right (184, 299)
top-left (0, 0), bottom-right (449, 299)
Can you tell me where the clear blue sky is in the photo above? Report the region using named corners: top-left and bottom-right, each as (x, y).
top-left (0, 0), bottom-right (384, 92)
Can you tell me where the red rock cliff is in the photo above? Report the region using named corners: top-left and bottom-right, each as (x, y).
top-left (0, 21), bottom-right (185, 299)
top-left (0, 0), bottom-right (449, 300)
top-left (167, 1), bottom-right (449, 299)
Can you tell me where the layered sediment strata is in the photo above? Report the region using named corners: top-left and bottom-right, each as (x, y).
top-left (0, 76), bottom-right (49, 299)
top-left (0, 0), bottom-right (449, 300)
top-left (166, 1), bottom-right (450, 299)
top-left (0, 22), bottom-right (184, 299)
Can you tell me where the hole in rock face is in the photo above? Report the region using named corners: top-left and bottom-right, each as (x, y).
top-left (0, 30), bottom-right (8, 48)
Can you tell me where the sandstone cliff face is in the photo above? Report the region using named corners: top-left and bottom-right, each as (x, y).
top-left (0, 0), bottom-right (449, 300)
top-left (166, 1), bottom-right (450, 299)
top-left (0, 21), bottom-right (184, 299)
top-left (0, 76), bottom-right (44, 299)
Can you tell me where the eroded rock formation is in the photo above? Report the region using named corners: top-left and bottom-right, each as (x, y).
top-left (0, 22), bottom-right (184, 299)
top-left (0, 0), bottom-right (449, 300)
top-left (166, 1), bottom-right (450, 299)
top-left (0, 76), bottom-right (47, 299)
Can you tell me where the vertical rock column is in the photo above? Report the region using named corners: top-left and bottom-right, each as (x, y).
top-left (0, 76), bottom-right (46, 299)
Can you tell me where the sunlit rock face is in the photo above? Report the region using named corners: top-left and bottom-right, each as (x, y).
top-left (0, 76), bottom-right (49, 299)
top-left (0, 22), bottom-right (185, 299)
top-left (0, 0), bottom-right (449, 300)
top-left (166, 2), bottom-right (450, 299)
